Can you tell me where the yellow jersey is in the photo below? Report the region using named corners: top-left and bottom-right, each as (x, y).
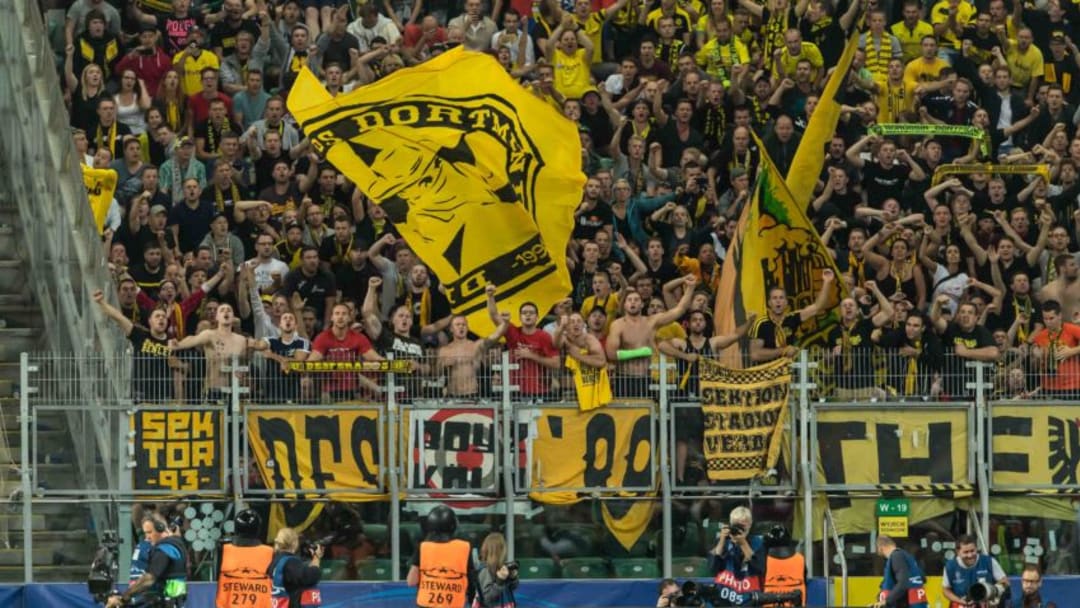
top-left (695, 37), bottom-right (750, 84)
top-left (1007, 44), bottom-right (1045, 89)
top-left (930, 0), bottom-right (976, 49)
top-left (172, 50), bottom-right (220, 96)
top-left (553, 47), bottom-right (592, 100)
top-left (774, 41), bottom-right (825, 80)
top-left (890, 20), bottom-right (935, 64)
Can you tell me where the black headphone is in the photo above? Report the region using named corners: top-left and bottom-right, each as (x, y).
top-left (146, 517), bottom-right (167, 533)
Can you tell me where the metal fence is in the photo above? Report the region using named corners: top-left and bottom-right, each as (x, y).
top-left (12, 348), bottom-right (1080, 585)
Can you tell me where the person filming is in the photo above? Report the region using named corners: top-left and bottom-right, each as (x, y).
top-left (107, 516), bottom-right (188, 608)
top-left (942, 535), bottom-right (1009, 607)
top-left (709, 506), bottom-right (766, 605)
top-left (269, 527), bottom-right (323, 608)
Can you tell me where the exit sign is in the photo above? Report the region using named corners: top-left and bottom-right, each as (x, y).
top-left (877, 499), bottom-right (910, 537)
top-left (876, 499), bottom-right (910, 516)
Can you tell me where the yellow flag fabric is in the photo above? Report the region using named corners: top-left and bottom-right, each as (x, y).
top-left (785, 28), bottom-right (860, 202)
top-left (698, 358), bottom-right (790, 481)
top-left (714, 134), bottom-right (847, 363)
top-left (528, 406), bottom-right (656, 550)
top-left (566, 354), bottom-right (612, 411)
top-left (82, 166), bottom-right (117, 233)
top-left (286, 48), bottom-right (585, 336)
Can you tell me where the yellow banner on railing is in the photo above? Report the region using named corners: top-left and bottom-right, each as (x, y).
top-left (528, 406), bottom-right (656, 551)
top-left (813, 406), bottom-right (972, 492)
top-left (129, 408), bottom-right (224, 493)
top-left (699, 358), bottom-right (790, 481)
top-left (992, 405), bottom-right (1080, 489)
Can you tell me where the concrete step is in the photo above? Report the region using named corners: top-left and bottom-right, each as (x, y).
top-left (0, 304), bottom-right (43, 329)
top-left (0, 513), bottom-right (47, 532)
top-left (0, 261), bottom-right (26, 293)
top-left (0, 531), bottom-right (96, 566)
top-left (0, 225), bottom-right (17, 260)
top-left (0, 328), bottom-right (41, 360)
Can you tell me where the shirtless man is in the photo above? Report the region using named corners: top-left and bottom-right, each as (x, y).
top-left (605, 274), bottom-right (697, 398)
top-left (436, 312), bottom-right (509, 399)
top-left (1037, 254), bottom-right (1080, 321)
top-left (170, 304), bottom-right (264, 402)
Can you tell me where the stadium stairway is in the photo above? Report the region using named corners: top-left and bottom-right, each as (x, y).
top-left (0, 206), bottom-right (97, 582)
top-left (0, 0), bottom-right (126, 583)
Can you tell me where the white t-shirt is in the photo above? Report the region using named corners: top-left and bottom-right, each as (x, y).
top-left (931, 264), bottom-right (969, 314)
top-left (243, 258), bottom-right (290, 293)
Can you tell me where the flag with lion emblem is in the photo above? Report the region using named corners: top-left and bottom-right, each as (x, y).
top-left (287, 48), bottom-right (585, 335)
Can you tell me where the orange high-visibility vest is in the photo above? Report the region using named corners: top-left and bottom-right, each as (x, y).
top-left (765, 553), bottom-right (807, 607)
top-left (216, 543), bottom-right (274, 608)
top-left (417, 539), bottom-right (471, 608)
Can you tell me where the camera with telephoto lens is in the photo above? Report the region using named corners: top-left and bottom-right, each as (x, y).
top-left (728, 523), bottom-right (746, 536)
top-left (298, 533), bottom-right (338, 559)
top-left (87, 531), bottom-right (120, 603)
top-left (969, 581), bottom-right (1009, 605)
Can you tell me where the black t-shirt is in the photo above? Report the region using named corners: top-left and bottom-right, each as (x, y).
top-left (828, 318), bottom-right (878, 387)
top-left (320, 33), bottom-right (361, 71)
top-left (253, 152), bottom-right (291, 193)
top-left (573, 202), bottom-right (613, 241)
top-left (258, 183), bottom-right (303, 217)
top-left (941, 321), bottom-right (994, 394)
top-left (128, 327), bottom-right (173, 402)
top-left (335, 263), bottom-right (380, 306)
top-left (750, 313), bottom-right (802, 350)
top-left (168, 200), bottom-right (217, 254)
top-left (194, 119), bottom-right (242, 155)
top-left (284, 268), bottom-right (337, 321)
top-left (130, 264), bottom-right (166, 298)
top-left (210, 18), bottom-right (260, 56)
top-left (990, 292), bottom-right (1042, 334)
top-left (811, 189), bottom-right (861, 227)
top-left (159, 13), bottom-right (205, 55)
top-left (656, 120), bottom-right (706, 168)
top-left (860, 163), bottom-right (911, 207)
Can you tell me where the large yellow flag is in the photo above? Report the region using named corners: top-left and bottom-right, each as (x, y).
top-left (286, 48), bottom-right (585, 335)
top-left (714, 135), bottom-right (846, 364)
top-left (82, 166), bottom-right (117, 233)
top-left (785, 28), bottom-right (860, 203)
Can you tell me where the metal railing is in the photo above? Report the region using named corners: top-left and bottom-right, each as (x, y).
top-left (18, 346), bottom-right (1080, 584)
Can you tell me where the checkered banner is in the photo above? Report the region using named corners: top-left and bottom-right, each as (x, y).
top-left (699, 358), bottom-right (790, 481)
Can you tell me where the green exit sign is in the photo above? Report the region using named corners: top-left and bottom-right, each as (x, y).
top-left (876, 498), bottom-right (910, 517)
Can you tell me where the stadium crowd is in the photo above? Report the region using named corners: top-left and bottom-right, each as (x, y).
top-left (63, 0), bottom-right (1080, 407)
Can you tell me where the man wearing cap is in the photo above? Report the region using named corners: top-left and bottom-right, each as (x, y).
top-left (160, 136), bottom-right (207, 205)
top-left (117, 24), bottom-right (173, 96)
top-left (174, 26), bottom-right (220, 96)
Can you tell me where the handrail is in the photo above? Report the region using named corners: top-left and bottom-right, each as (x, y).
top-left (823, 507), bottom-right (849, 608)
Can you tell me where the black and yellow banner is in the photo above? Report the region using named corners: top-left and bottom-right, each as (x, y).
top-left (287, 359), bottom-right (413, 373)
top-left (715, 133), bottom-right (847, 360)
top-left (699, 358), bottom-right (789, 481)
top-left (931, 163), bottom-right (1050, 186)
top-left (408, 408), bottom-right (498, 493)
top-left (813, 407), bottom-right (972, 491)
top-left (286, 48), bottom-right (585, 335)
top-left (83, 166), bottom-right (117, 233)
top-left (130, 409), bottom-right (224, 492)
top-left (528, 406), bottom-right (656, 550)
top-left (992, 405), bottom-right (1080, 489)
top-left (869, 123), bottom-right (990, 156)
top-left (248, 408), bottom-right (386, 537)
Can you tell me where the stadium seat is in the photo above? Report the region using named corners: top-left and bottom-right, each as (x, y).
top-left (456, 522), bottom-right (491, 546)
top-left (400, 522), bottom-right (423, 546)
top-left (559, 557), bottom-right (610, 578)
top-left (362, 523), bottom-right (388, 546)
top-left (671, 557), bottom-right (712, 578)
top-left (356, 558), bottom-right (393, 581)
top-left (612, 557), bottom-right (660, 578)
top-left (515, 557), bottom-right (559, 579)
top-left (319, 559), bottom-right (347, 580)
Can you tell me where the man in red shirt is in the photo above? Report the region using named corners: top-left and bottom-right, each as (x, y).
top-left (309, 302), bottom-right (384, 401)
top-left (1029, 300), bottom-right (1080, 396)
top-left (485, 284), bottom-right (560, 400)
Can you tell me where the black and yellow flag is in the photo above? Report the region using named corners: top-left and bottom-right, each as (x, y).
top-left (82, 166), bottom-right (117, 233)
top-left (287, 48), bottom-right (585, 335)
top-left (786, 28), bottom-right (859, 203)
top-left (715, 134), bottom-right (846, 363)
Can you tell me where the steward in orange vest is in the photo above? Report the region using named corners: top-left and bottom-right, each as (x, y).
top-left (217, 509), bottom-right (274, 608)
top-left (407, 506), bottom-right (476, 608)
top-left (763, 525), bottom-right (806, 607)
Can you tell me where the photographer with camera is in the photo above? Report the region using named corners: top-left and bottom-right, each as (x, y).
top-left (656, 579), bottom-right (682, 608)
top-left (216, 509), bottom-right (274, 608)
top-left (474, 532), bottom-right (517, 608)
top-left (942, 535), bottom-right (1010, 608)
top-left (407, 505), bottom-right (476, 608)
top-left (106, 516), bottom-right (188, 608)
top-left (269, 527), bottom-right (323, 608)
top-left (874, 535), bottom-right (928, 608)
top-left (709, 506), bottom-right (767, 606)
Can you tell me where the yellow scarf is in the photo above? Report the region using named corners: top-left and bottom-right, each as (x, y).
top-left (214, 181), bottom-right (241, 213)
top-left (904, 339), bottom-right (921, 395)
top-left (95, 120), bottom-right (118, 154)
